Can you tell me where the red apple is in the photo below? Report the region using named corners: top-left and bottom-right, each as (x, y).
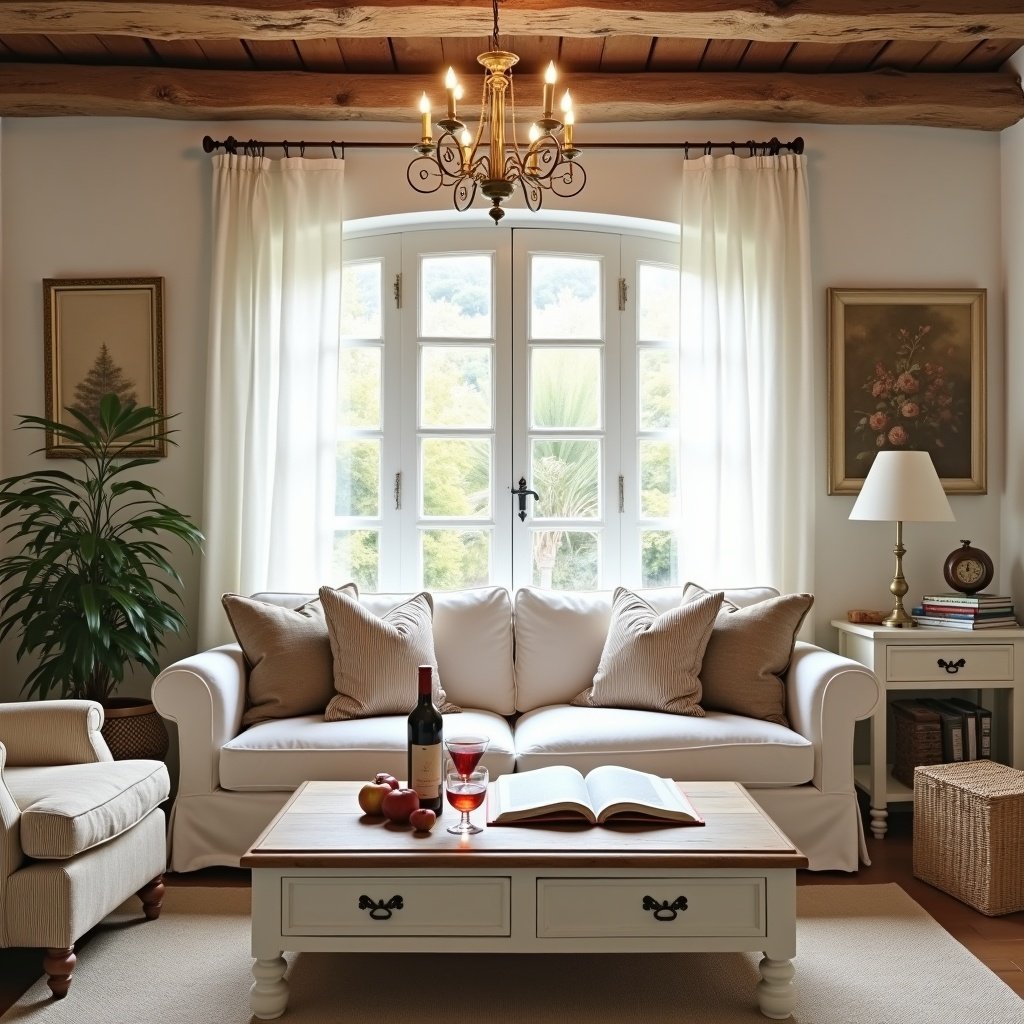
top-left (357, 781), bottom-right (392, 816)
top-left (381, 787), bottom-right (420, 823)
top-left (408, 808), bottom-right (437, 832)
top-left (374, 772), bottom-right (400, 791)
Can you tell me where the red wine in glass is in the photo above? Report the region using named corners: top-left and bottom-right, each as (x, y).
top-left (446, 781), bottom-right (487, 813)
top-left (445, 736), bottom-right (489, 779)
top-left (445, 766), bottom-right (488, 835)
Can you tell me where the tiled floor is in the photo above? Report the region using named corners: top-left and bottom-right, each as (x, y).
top-left (0, 808), bottom-right (1020, 1010)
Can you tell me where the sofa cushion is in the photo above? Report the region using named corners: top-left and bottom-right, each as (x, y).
top-left (219, 709), bottom-right (516, 791)
top-left (513, 705), bottom-right (813, 786)
top-left (223, 586), bottom-right (357, 728)
top-left (683, 583), bottom-right (813, 727)
top-left (251, 587), bottom-right (516, 715)
top-left (513, 585), bottom-right (779, 713)
top-left (570, 588), bottom-right (723, 715)
top-left (320, 587), bottom-right (459, 720)
top-left (5, 759), bottom-right (170, 859)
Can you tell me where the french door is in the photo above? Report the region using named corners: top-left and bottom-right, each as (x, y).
top-left (336, 227), bottom-right (680, 593)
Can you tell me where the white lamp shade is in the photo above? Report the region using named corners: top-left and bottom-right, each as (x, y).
top-left (849, 450), bottom-right (955, 522)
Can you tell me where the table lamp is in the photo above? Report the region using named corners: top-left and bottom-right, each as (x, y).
top-left (849, 450), bottom-right (954, 628)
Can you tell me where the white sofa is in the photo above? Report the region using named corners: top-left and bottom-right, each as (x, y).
top-left (152, 585), bottom-right (880, 873)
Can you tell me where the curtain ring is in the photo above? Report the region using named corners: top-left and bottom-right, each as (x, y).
top-left (730, 141), bottom-right (736, 154)
top-left (684, 144), bottom-right (690, 159)
top-left (330, 142), bottom-right (338, 158)
top-left (283, 141), bottom-right (290, 157)
top-left (299, 141), bottom-right (306, 156)
top-left (704, 142), bottom-right (712, 156)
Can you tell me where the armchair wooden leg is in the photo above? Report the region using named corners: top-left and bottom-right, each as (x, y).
top-left (138, 874), bottom-right (165, 920)
top-left (44, 946), bottom-right (75, 999)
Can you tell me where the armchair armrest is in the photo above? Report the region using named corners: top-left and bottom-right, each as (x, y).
top-left (151, 645), bottom-right (247, 797)
top-left (0, 743), bottom-right (26, 884)
top-left (785, 642), bottom-right (881, 795)
top-left (0, 700), bottom-right (111, 766)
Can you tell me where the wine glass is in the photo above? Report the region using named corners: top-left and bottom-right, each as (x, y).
top-left (445, 735), bottom-right (489, 780)
top-left (445, 765), bottom-right (488, 835)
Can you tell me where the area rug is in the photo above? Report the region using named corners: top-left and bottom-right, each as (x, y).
top-left (1, 883), bottom-right (1020, 1023)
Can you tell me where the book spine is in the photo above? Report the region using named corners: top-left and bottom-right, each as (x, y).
top-left (919, 699), bottom-right (965, 761)
top-left (921, 594), bottom-right (1012, 607)
top-left (920, 606), bottom-right (1013, 618)
top-left (912, 616), bottom-right (1016, 629)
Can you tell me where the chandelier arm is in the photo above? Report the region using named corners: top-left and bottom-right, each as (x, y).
top-left (519, 176), bottom-right (544, 212)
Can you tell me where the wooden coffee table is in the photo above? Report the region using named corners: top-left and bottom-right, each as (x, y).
top-left (241, 779), bottom-right (806, 1020)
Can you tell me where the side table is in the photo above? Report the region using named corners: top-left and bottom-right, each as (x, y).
top-left (831, 620), bottom-right (1024, 839)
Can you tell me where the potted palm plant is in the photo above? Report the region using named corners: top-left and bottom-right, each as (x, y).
top-left (0, 394), bottom-right (203, 759)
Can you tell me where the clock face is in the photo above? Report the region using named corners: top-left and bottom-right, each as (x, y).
top-left (955, 559), bottom-right (985, 585)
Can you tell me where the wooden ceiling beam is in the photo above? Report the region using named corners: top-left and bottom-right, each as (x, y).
top-left (2, 2), bottom-right (1024, 45)
top-left (0, 63), bottom-right (1019, 130)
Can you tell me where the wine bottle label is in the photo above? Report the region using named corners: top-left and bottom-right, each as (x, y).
top-left (410, 743), bottom-right (442, 799)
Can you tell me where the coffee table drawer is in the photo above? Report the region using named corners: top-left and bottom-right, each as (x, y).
top-left (537, 877), bottom-right (766, 938)
top-left (282, 876), bottom-right (511, 936)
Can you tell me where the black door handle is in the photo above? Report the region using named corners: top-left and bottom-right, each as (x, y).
top-left (511, 477), bottom-right (540, 521)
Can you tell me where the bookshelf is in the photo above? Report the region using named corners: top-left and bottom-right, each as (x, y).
top-left (831, 620), bottom-right (1024, 840)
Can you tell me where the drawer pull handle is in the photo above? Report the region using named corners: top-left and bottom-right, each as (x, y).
top-left (937, 657), bottom-right (966, 674)
top-left (358, 895), bottom-right (404, 920)
top-left (642, 895), bottom-right (688, 921)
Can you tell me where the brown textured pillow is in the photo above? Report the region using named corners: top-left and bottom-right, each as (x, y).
top-left (223, 585), bottom-right (357, 728)
top-left (684, 583), bottom-right (814, 727)
top-left (570, 587), bottom-right (723, 716)
top-left (319, 586), bottom-right (459, 720)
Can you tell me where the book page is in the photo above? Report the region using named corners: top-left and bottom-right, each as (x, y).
top-left (491, 765), bottom-right (595, 822)
top-left (585, 765), bottom-right (698, 822)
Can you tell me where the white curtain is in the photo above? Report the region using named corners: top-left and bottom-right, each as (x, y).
top-left (678, 152), bottom-right (814, 594)
top-left (198, 154), bottom-right (345, 648)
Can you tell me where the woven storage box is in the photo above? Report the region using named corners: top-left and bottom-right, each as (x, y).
top-left (913, 761), bottom-right (1024, 916)
top-left (891, 700), bottom-right (944, 788)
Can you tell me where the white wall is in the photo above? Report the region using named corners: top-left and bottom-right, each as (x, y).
top-left (0, 114), bottom-right (1006, 701)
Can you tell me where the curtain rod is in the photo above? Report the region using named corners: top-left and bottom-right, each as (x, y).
top-left (201, 134), bottom-right (804, 158)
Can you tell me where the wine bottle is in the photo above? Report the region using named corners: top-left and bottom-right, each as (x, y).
top-left (407, 664), bottom-right (443, 813)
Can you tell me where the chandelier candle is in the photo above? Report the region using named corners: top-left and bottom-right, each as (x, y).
top-left (408, 665), bottom-right (443, 813)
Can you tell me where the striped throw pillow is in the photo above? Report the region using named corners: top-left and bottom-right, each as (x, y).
top-left (320, 586), bottom-right (460, 720)
top-left (571, 587), bottom-right (723, 715)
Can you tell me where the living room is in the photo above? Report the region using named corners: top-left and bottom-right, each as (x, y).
top-left (1, 4), bottom-right (1024, 1021)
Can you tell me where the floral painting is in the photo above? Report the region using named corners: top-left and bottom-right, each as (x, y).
top-left (827, 288), bottom-right (986, 495)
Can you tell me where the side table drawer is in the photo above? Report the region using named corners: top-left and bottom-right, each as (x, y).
top-left (282, 875), bottom-right (511, 936)
top-left (536, 877), bottom-right (765, 939)
top-left (887, 645), bottom-right (1013, 683)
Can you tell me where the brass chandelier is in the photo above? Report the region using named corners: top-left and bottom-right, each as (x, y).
top-left (408, 0), bottom-right (585, 224)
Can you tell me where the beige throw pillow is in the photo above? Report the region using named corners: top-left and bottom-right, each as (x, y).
top-left (319, 586), bottom-right (459, 720)
top-left (570, 587), bottom-right (724, 716)
top-left (683, 583), bottom-right (814, 727)
top-left (223, 585), bottom-right (357, 729)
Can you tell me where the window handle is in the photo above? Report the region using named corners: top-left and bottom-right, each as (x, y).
top-left (511, 477), bottom-right (540, 522)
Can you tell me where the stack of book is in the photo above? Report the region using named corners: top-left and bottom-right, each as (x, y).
top-left (912, 593), bottom-right (1019, 629)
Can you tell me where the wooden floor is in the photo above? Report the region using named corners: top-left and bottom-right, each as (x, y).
top-left (0, 807), bottom-right (1020, 1011)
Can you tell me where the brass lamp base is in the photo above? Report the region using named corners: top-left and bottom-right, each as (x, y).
top-left (883, 519), bottom-right (918, 628)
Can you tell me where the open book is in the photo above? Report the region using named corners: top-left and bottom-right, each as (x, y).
top-left (487, 765), bottom-right (704, 826)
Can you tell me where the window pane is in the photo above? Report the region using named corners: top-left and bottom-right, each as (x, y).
top-left (531, 438), bottom-right (600, 520)
top-left (421, 254), bottom-right (492, 338)
top-left (637, 263), bottom-right (680, 343)
top-left (421, 346), bottom-right (492, 428)
top-left (530, 347), bottom-right (600, 429)
top-left (341, 260), bottom-right (382, 340)
top-left (532, 530), bottom-right (598, 590)
top-left (422, 529), bottom-right (490, 590)
top-left (639, 439), bottom-right (678, 518)
top-left (638, 348), bottom-right (678, 430)
top-left (338, 347), bottom-right (381, 429)
top-left (641, 530), bottom-right (678, 588)
top-left (336, 440), bottom-right (380, 516)
top-left (530, 255), bottom-right (601, 339)
top-left (332, 529), bottom-right (379, 591)
top-left (421, 438), bottom-right (491, 518)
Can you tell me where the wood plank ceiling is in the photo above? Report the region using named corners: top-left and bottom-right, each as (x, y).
top-left (0, 2), bottom-right (1022, 130)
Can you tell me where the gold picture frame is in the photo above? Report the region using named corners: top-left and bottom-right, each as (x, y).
top-left (43, 277), bottom-right (166, 458)
top-left (827, 287), bottom-right (986, 495)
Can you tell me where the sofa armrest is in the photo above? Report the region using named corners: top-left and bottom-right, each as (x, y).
top-left (152, 645), bottom-right (247, 797)
top-left (0, 700), bottom-right (112, 766)
top-left (785, 642), bottom-right (881, 795)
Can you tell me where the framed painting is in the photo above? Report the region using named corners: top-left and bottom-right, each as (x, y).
top-left (827, 287), bottom-right (986, 495)
top-left (43, 277), bottom-right (166, 458)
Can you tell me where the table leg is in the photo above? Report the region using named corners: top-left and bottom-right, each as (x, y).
top-left (757, 956), bottom-right (795, 1019)
top-left (869, 696), bottom-right (888, 838)
top-left (250, 955), bottom-right (288, 1020)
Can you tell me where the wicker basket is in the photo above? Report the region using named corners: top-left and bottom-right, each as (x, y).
top-left (100, 699), bottom-right (169, 762)
top-left (891, 699), bottom-right (944, 788)
top-left (913, 761), bottom-right (1024, 916)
